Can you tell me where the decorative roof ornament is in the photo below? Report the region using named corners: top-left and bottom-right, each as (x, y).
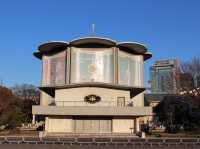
top-left (91, 23), bottom-right (96, 37)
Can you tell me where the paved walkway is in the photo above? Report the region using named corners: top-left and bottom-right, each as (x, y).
top-left (0, 144), bottom-right (199, 149)
top-left (0, 136), bottom-right (199, 148)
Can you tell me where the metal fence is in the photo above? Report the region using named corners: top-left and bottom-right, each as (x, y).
top-left (55, 100), bottom-right (134, 107)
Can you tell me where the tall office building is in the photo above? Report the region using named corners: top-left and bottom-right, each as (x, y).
top-left (194, 74), bottom-right (200, 88)
top-left (149, 59), bottom-right (180, 94)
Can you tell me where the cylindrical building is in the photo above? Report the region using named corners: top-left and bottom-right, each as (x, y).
top-left (32, 37), bottom-right (152, 134)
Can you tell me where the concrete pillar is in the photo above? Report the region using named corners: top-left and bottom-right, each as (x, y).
top-left (32, 114), bottom-right (35, 125)
top-left (135, 118), bottom-right (140, 132)
top-left (144, 116), bottom-right (148, 124)
top-left (40, 91), bottom-right (53, 106)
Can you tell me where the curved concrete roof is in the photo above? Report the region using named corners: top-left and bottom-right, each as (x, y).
top-left (143, 52), bottom-right (152, 60)
top-left (38, 41), bottom-right (69, 53)
top-left (70, 36), bottom-right (116, 46)
top-left (34, 37), bottom-right (152, 60)
top-left (117, 42), bottom-right (147, 54)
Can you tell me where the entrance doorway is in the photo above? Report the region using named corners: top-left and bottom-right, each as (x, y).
top-left (74, 117), bottom-right (112, 133)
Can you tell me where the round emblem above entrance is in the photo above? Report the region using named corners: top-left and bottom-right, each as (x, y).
top-left (84, 94), bottom-right (101, 104)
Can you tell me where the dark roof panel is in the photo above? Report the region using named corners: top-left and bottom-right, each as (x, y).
top-left (117, 42), bottom-right (147, 54)
top-left (38, 41), bottom-right (69, 53)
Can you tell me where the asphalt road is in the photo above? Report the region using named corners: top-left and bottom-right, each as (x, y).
top-left (0, 144), bottom-right (199, 149)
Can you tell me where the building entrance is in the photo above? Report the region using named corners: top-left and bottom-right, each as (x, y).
top-left (74, 117), bottom-right (112, 133)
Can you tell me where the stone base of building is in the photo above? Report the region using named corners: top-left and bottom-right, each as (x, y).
top-left (44, 116), bottom-right (141, 134)
top-left (42, 132), bottom-right (139, 138)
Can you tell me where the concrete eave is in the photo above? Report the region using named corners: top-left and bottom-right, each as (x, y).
top-left (39, 83), bottom-right (145, 98)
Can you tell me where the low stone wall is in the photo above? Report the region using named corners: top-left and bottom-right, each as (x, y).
top-left (0, 136), bottom-right (200, 148)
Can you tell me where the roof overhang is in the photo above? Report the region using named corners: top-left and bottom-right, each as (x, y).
top-left (38, 41), bottom-right (69, 53)
top-left (117, 42), bottom-right (147, 53)
top-left (70, 36), bottom-right (116, 46)
top-left (117, 42), bottom-right (151, 61)
top-left (143, 52), bottom-right (152, 60)
top-left (39, 83), bottom-right (145, 98)
top-left (33, 51), bottom-right (42, 59)
top-left (33, 37), bottom-right (152, 60)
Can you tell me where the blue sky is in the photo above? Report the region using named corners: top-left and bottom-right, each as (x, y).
top-left (0, 0), bottom-right (200, 87)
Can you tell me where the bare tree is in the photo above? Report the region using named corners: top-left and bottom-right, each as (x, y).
top-left (181, 57), bottom-right (200, 77)
top-left (180, 57), bottom-right (200, 91)
top-left (11, 84), bottom-right (40, 104)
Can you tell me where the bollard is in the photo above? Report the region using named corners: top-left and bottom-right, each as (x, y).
top-left (141, 132), bottom-right (146, 138)
top-left (39, 131), bottom-right (43, 140)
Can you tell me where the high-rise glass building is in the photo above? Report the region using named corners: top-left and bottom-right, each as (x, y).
top-left (149, 59), bottom-right (179, 94)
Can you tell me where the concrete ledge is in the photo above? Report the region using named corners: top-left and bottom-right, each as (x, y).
top-left (32, 106), bottom-right (152, 116)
